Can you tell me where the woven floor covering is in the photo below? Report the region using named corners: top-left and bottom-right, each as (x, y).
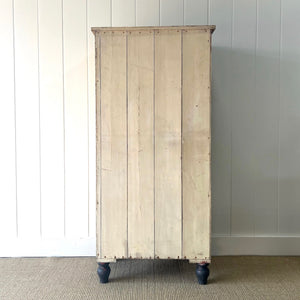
top-left (0, 256), bottom-right (300, 300)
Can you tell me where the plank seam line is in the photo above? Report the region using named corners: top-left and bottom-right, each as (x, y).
top-left (153, 30), bottom-right (156, 258)
top-left (99, 34), bottom-right (102, 258)
top-left (126, 31), bottom-right (129, 258)
top-left (181, 29), bottom-right (183, 259)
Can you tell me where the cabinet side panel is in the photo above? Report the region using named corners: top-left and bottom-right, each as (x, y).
top-left (95, 33), bottom-right (101, 258)
top-left (155, 30), bottom-right (182, 258)
top-left (182, 30), bottom-right (211, 260)
top-left (100, 32), bottom-right (127, 258)
top-left (128, 31), bottom-right (155, 258)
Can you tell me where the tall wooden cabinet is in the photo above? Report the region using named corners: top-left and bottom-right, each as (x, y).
top-left (92, 25), bottom-right (215, 284)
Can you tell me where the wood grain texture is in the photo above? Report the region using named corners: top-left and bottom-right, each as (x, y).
top-left (182, 30), bottom-right (211, 260)
top-left (100, 31), bottom-right (127, 259)
top-left (127, 30), bottom-right (154, 258)
top-left (154, 29), bottom-right (182, 259)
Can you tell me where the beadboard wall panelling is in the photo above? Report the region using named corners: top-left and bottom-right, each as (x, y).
top-left (279, 0), bottom-right (300, 235)
top-left (14, 0), bottom-right (41, 238)
top-left (160, 0), bottom-right (184, 26)
top-left (209, 0), bottom-right (233, 236)
top-left (87, 0), bottom-right (112, 239)
top-left (254, 0), bottom-right (280, 235)
top-left (184, 0), bottom-right (207, 25)
top-left (0, 0), bottom-right (17, 238)
top-left (230, 0), bottom-right (257, 235)
top-left (112, 0), bottom-right (136, 26)
top-left (63, 0), bottom-right (89, 238)
top-left (136, 0), bottom-right (159, 26)
top-left (38, 0), bottom-right (65, 238)
top-left (1, 0), bottom-right (300, 256)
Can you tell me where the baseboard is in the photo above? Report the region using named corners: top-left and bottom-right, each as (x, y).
top-left (1, 236), bottom-right (300, 257)
top-left (0, 237), bottom-right (96, 257)
top-left (212, 236), bottom-right (300, 256)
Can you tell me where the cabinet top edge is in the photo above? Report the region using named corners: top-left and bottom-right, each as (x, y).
top-left (91, 25), bottom-right (216, 34)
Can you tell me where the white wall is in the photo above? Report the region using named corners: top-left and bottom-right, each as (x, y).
top-left (0, 0), bottom-right (300, 257)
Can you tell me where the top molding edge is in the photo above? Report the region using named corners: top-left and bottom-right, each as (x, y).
top-left (92, 25), bottom-right (216, 34)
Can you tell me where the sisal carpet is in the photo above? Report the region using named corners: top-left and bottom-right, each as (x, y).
top-left (0, 256), bottom-right (300, 300)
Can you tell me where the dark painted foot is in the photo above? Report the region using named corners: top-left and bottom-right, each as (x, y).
top-left (196, 263), bottom-right (210, 285)
top-left (97, 263), bottom-right (111, 283)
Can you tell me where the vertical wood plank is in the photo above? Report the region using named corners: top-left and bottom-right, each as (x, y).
top-left (209, 0), bottom-right (233, 235)
top-left (14, 0), bottom-right (40, 237)
top-left (231, 0), bottom-right (257, 235)
top-left (182, 30), bottom-right (211, 260)
top-left (39, 0), bottom-right (64, 238)
top-left (63, 0), bottom-right (89, 237)
top-left (184, 0), bottom-right (208, 25)
top-left (128, 30), bottom-right (154, 258)
top-left (160, 0), bottom-right (184, 26)
top-left (136, 0), bottom-right (159, 26)
top-left (88, 0), bottom-right (112, 241)
top-left (100, 31), bottom-right (127, 258)
top-left (254, 0), bottom-right (280, 235)
top-left (112, 0), bottom-right (135, 26)
top-left (279, 0), bottom-right (300, 235)
top-left (155, 29), bottom-right (181, 258)
top-left (0, 0), bottom-right (17, 238)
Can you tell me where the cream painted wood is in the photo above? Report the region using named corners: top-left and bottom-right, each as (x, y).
top-left (100, 31), bottom-right (127, 259)
top-left (127, 31), bottom-right (154, 258)
top-left (182, 30), bottom-right (211, 261)
top-left (154, 29), bottom-right (182, 259)
top-left (94, 26), bottom-right (214, 263)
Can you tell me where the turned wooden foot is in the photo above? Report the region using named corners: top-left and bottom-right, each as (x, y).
top-left (97, 263), bottom-right (111, 283)
top-left (196, 263), bottom-right (210, 285)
